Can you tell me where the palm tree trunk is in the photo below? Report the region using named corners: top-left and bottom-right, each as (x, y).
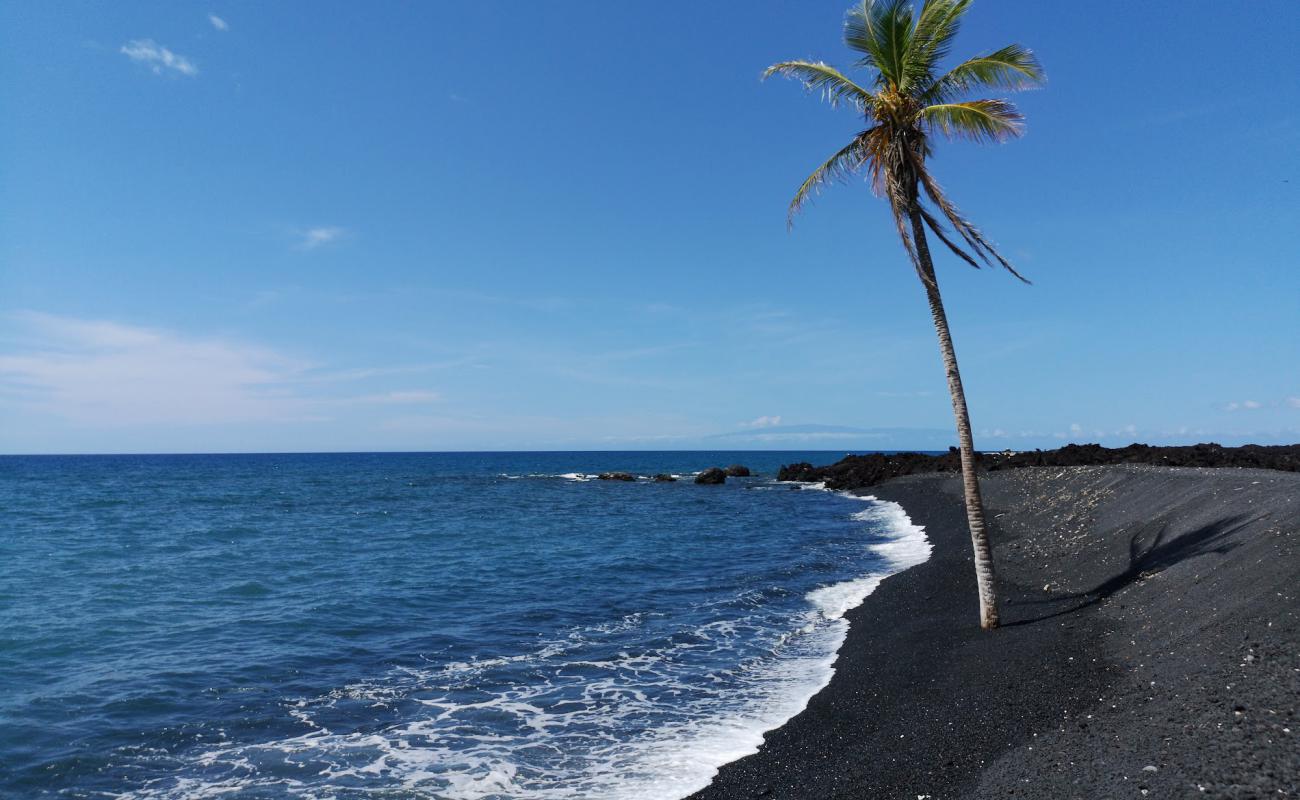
top-left (907, 207), bottom-right (1001, 630)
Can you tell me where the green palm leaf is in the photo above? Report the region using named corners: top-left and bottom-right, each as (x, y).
top-left (786, 132), bottom-right (875, 226)
top-left (921, 99), bottom-right (1024, 142)
top-left (762, 60), bottom-right (876, 111)
top-left (909, 0), bottom-right (972, 83)
top-left (924, 44), bottom-right (1043, 102)
top-left (844, 0), bottom-right (915, 90)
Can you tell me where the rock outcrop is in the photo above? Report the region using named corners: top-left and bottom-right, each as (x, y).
top-left (778, 442), bottom-right (1300, 491)
top-left (694, 468), bottom-right (726, 485)
top-left (597, 472), bottom-right (636, 482)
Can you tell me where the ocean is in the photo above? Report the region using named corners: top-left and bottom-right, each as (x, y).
top-left (0, 452), bottom-right (929, 799)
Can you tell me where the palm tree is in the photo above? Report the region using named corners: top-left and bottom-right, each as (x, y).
top-left (766, 0), bottom-right (1043, 630)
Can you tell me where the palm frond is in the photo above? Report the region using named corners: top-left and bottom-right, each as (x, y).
top-left (844, 0), bottom-right (915, 90)
top-left (920, 99), bottom-right (1024, 143)
top-left (889, 193), bottom-right (925, 281)
top-left (923, 44), bottom-right (1043, 102)
top-left (875, 137), bottom-right (928, 282)
top-left (843, 0), bottom-right (886, 76)
top-left (913, 160), bottom-right (1030, 282)
top-left (787, 132), bottom-right (875, 226)
top-left (919, 206), bottom-right (981, 269)
top-left (909, 0), bottom-right (972, 85)
top-left (763, 60), bottom-right (876, 111)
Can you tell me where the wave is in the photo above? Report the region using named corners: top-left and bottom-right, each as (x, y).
top-left (117, 486), bottom-right (930, 800)
top-left (498, 472), bottom-right (699, 483)
top-left (806, 500), bottom-right (931, 621)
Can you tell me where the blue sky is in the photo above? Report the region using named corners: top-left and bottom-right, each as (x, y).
top-left (2, 1), bottom-right (1297, 454)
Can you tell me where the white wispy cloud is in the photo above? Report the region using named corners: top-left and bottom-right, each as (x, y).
top-left (0, 313), bottom-right (442, 428)
top-left (1225, 400), bottom-right (1263, 411)
top-left (0, 312), bottom-right (305, 425)
top-left (1288, 396), bottom-right (1300, 409)
top-left (208, 13), bottom-right (229, 31)
top-left (741, 415), bottom-right (782, 428)
top-left (120, 39), bottom-right (198, 77)
top-left (296, 226), bottom-right (346, 250)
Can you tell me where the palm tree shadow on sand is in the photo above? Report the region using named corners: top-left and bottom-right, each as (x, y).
top-left (1003, 514), bottom-right (1253, 627)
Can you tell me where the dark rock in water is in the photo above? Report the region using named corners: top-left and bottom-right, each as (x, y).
top-left (652, 473), bottom-right (678, 482)
top-left (776, 442), bottom-right (1300, 492)
top-left (778, 462), bottom-right (817, 482)
top-left (694, 467), bottom-right (726, 485)
top-left (597, 472), bottom-right (636, 482)
top-left (723, 464), bottom-right (752, 477)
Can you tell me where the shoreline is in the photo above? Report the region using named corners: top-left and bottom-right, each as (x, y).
top-left (664, 489), bottom-right (937, 800)
top-left (690, 465), bottom-right (1298, 799)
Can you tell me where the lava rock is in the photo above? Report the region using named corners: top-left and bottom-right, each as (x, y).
top-left (597, 472), bottom-right (636, 482)
top-left (653, 474), bottom-right (678, 482)
top-left (694, 467), bottom-right (727, 485)
top-left (779, 462), bottom-right (817, 482)
top-left (776, 443), bottom-right (1300, 492)
top-left (723, 464), bottom-right (752, 477)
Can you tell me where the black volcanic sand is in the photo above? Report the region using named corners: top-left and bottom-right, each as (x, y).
top-left (690, 466), bottom-right (1298, 799)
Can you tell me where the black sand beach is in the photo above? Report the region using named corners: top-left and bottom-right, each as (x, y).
top-left (692, 465), bottom-right (1298, 799)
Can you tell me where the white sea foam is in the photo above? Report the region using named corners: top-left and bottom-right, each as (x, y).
top-left (806, 499), bottom-right (931, 621)
top-left (503, 472), bottom-right (696, 484)
top-left (498, 472), bottom-right (599, 482)
top-left (117, 484), bottom-right (931, 800)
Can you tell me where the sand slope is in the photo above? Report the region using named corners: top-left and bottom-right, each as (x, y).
top-left (691, 465), bottom-right (1298, 799)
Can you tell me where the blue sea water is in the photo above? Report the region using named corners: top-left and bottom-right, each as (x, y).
top-left (0, 452), bottom-right (929, 800)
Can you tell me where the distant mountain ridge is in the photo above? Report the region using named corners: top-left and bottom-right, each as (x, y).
top-left (708, 424), bottom-right (952, 442)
